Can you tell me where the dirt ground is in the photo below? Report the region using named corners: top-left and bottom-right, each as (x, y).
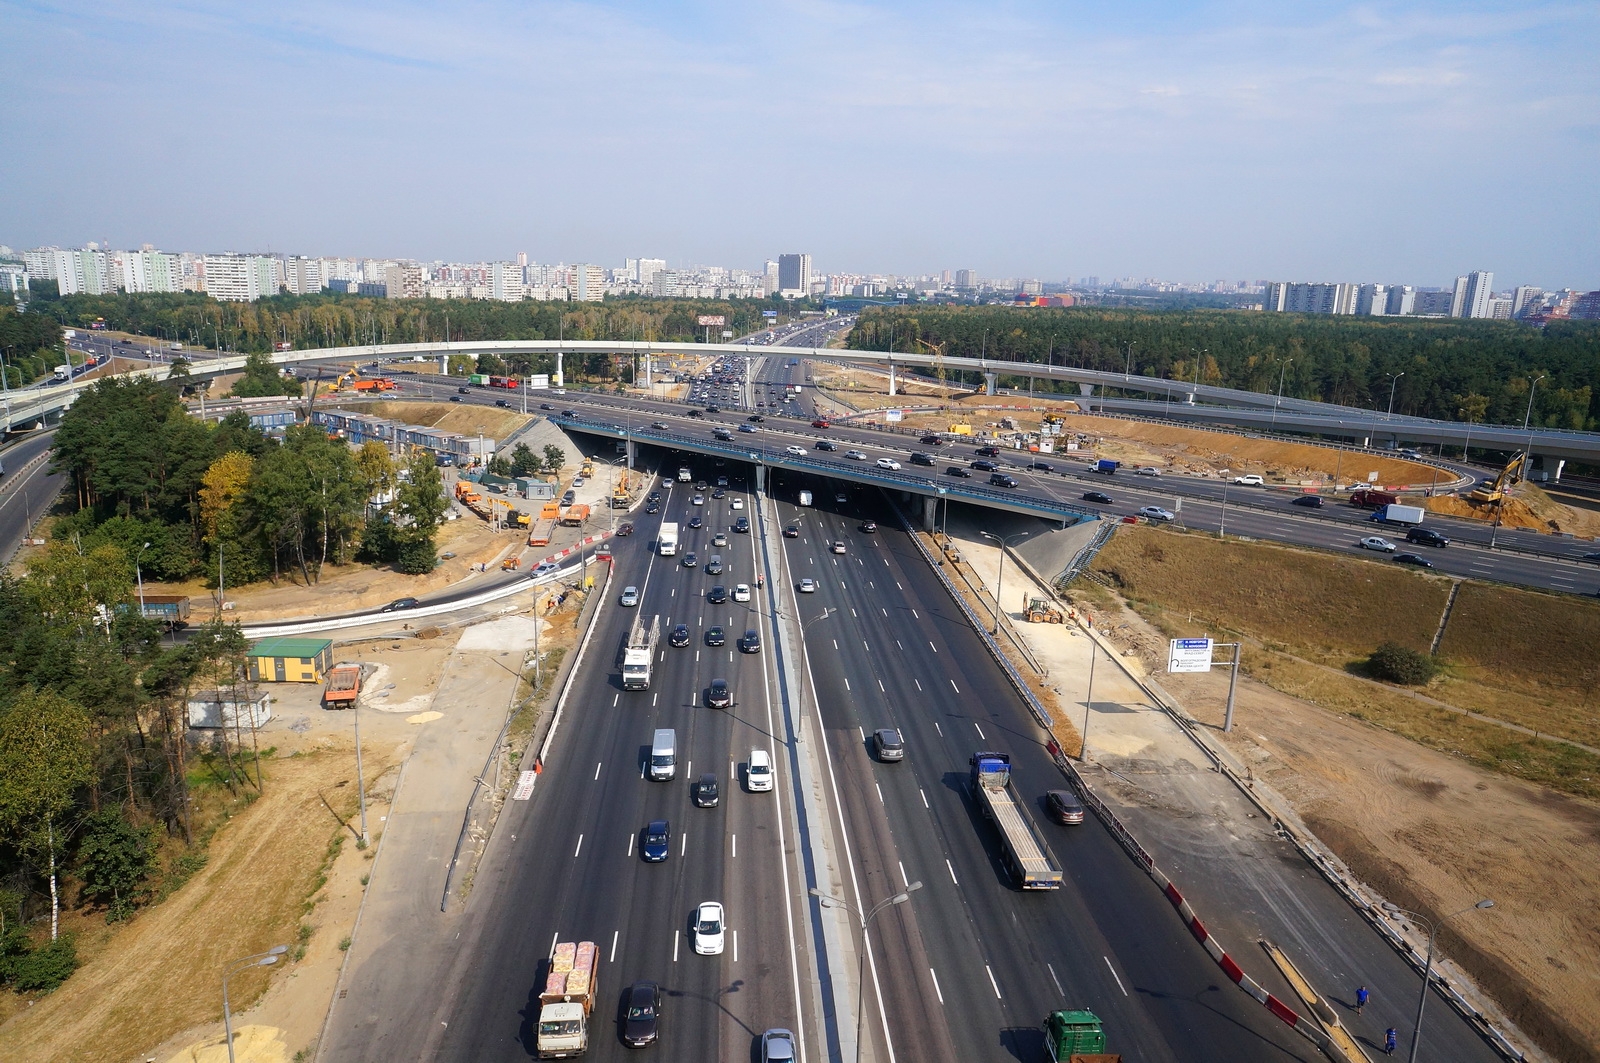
top-left (1080, 588), bottom-right (1600, 1061)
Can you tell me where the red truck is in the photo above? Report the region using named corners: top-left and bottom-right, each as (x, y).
top-left (1348, 489), bottom-right (1398, 509)
top-left (322, 665), bottom-right (361, 709)
top-left (488, 376), bottom-right (519, 389)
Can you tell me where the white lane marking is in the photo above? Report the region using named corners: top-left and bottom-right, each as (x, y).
top-left (627, 832), bottom-right (635, 857)
top-left (1105, 956), bottom-right (1129, 996)
top-left (681, 831), bottom-right (687, 856)
top-left (673, 930), bottom-right (680, 962)
top-left (687, 760), bottom-right (693, 777)
top-left (974, 722), bottom-right (985, 739)
top-left (876, 783), bottom-right (884, 804)
top-left (920, 789), bottom-right (929, 809)
top-left (1047, 962), bottom-right (1064, 996)
top-left (611, 931), bottom-right (620, 964)
top-left (612, 694), bottom-right (619, 707)
top-left (549, 932), bottom-right (560, 958)
top-left (858, 726), bottom-right (866, 741)
top-left (671, 588), bottom-right (676, 596)
top-left (652, 693), bottom-right (659, 707)
top-left (878, 679), bottom-right (885, 691)
top-left (594, 761), bottom-right (603, 781)
top-left (911, 608), bottom-right (918, 618)
top-left (946, 859), bottom-right (958, 884)
top-left (898, 582), bottom-right (904, 591)
top-left (851, 607), bottom-right (857, 617)
top-left (696, 650), bottom-right (701, 662)
top-left (934, 721), bottom-right (943, 736)
top-left (951, 679), bottom-right (960, 693)
top-left (730, 757), bottom-right (735, 780)
top-left (573, 834), bottom-right (584, 858)
top-left (899, 861), bottom-right (909, 886)
top-left (734, 930), bottom-right (739, 963)
top-left (731, 834), bottom-right (736, 858)
top-left (930, 967), bottom-right (945, 1005)
top-left (929, 641), bottom-right (938, 653)
top-left (986, 965), bottom-right (1003, 998)
top-left (833, 639), bottom-right (839, 649)
top-left (844, 677), bottom-right (851, 690)
top-left (896, 640), bottom-right (903, 649)
top-left (914, 679), bottom-right (922, 691)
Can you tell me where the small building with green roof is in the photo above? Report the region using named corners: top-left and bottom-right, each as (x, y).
top-left (247, 637), bottom-right (334, 684)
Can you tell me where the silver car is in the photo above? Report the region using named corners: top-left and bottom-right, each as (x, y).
top-left (1137, 506), bottom-right (1174, 522)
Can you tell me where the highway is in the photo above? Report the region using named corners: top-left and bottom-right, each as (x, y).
top-left (0, 431), bottom-right (62, 560)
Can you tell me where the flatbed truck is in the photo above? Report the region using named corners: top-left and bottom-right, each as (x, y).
top-left (970, 752), bottom-right (1063, 890)
top-left (536, 940), bottom-right (599, 1058)
top-left (622, 615), bottom-right (660, 690)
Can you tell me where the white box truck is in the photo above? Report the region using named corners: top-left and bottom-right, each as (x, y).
top-left (658, 522), bottom-right (679, 556)
top-left (1372, 504), bottom-right (1426, 526)
top-left (798, 490), bottom-right (813, 506)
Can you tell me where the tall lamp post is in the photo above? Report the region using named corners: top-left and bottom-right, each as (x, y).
top-left (1386, 372), bottom-right (1405, 419)
top-left (977, 531), bottom-right (1029, 636)
top-left (1271, 358), bottom-right (1293, 428)
top-left (136, 541), bottom-right (151, 616)
top-left (1381, 899), bottom-right (1494, 1063)
top-left (810, 882), bottom-right (922, 1063)
top-left (222, 945), bottom-right (288, 1063)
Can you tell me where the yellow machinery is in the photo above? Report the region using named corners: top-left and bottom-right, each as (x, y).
top-left (916, 338), bottom-right (948, 391)
top-left (612, 470), bottom-right (630, 508)
top-left (1025, 598), bottom-right (1065, 624)
top-left (1466, 452), bottom-right (1526, 505)
top-left (332, 365), bottom-right (364, 390)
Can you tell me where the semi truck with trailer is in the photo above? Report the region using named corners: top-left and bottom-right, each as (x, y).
top-left (658, 522), bottom-right (679, 556)
top-left (622, 615), bottom-right (661, 690)
top-left (536, 940), bottom-right (599, 1058)
top-left (969, 752), bottom-right (1063, 890)
top-left (527, 502), bottom-right (561, 547)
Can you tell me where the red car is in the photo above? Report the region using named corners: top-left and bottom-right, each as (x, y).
top-left (811, 419), bottom-right (830, 428)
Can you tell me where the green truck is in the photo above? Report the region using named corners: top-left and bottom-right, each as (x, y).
top-left (1042, 1010), bottom-right (1117, 1062)
top-left (468, 373), bottom-right (490, 386)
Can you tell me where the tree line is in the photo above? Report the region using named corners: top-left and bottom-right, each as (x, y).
top-left (846, 306), bottom-right (1600, 433)
top-left (0, 302), bottom-right (63, 389)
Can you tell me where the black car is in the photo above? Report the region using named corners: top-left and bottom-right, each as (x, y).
top-left (705, 626), bottom-right (725, 647)
top-left (687, 409), bottom-right (704, 418)
top-left (688, 516), bottom-right (704, 529)
top-left (748, 414), bottom-right (764, 422)
top-left (694, 773), bottom-right (720, 807)
top-left (622, 980), bottom-right (661, 1047)
top-left (1082, 491), bottom-right (1113, 504)
top-left (970, 459), bottom-right (998, 472)
top-left (706, 404), bottom-right (720, 413)
top-left (738, 629), bottom-right (762, 653)
top-left (1028, 461), bottom-right (1055, 472)
top-left (707, 678), bottom-right (732, 709)
top-left (708, 585), bottom-right (729, 604)
top-left (495, 399), bottom-right (509, 407)
top-left (617, 521), bottom-right (634, 536)
top-left (909, 452), bottom-right (935, 466)
top-left (1394, 553), bottom-right (1435, 568)
top-left (449, 395), bottom-right (462, 402)
top-left (1291, 494), bottom-right (1325, 508)
top-left (647, 492), bottom-right (661, 504)
top-left (989, 473), bottom-right (1018, 488)
top-left (1406, 527), bottom-right (1450, 547)
top-left (457, 386), bottom-right (470, 394)
top-left (682, 552), bottom-right (697, 567)
top-left (974, 445), bottom-right (1000, 457)
top-left (861, 521), bottom-right (878, 533)
top-left (380, 597), bottom-right (420, 613)
top-left (945, 466), bottom-right (972, 478)
top-left (783, 524), bottom-right (800, 538)
top-left (669, 624), bottom-right (691, 647)
top-left (1046, 790), bottom-right (1085, 825)
top-left (645, 503), bottom-right (660, 514)
top-left (540, 402), bottom-right (553, 410)
top-left (814, 440), bottom-right (837, 451)
top-left (734, 517), bottom-right (750, 533)
top-left (712, 488), bottom-right (726, 499)
top-left (919, 435), bottom-right (944, 445)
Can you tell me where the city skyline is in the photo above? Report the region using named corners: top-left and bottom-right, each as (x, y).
top-left (3, 2), bottom-right (1597, 287)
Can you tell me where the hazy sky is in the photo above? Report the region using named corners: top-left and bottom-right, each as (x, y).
top-left (3, 1), bottom-right (1596, 288)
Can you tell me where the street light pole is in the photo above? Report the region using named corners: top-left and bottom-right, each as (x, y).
top-left (222, 946), bottom-right (288, 1063)
top-left (977, 531), bottom-right (1029, 636)
top-left (1386, 371), bottom-right (1405, 419)
top-left (136, 541), bottom-right (151, 616)
top-left (1382, 899), bottom-right (1494, 1063)
top-left (810, 882), bottom-right (922, 1063)
top-left (1272, 358), bottom-right (1293, 428)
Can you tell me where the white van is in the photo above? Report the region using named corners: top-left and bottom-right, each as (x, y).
top-left (650, 729), bottom-right (677, 781)
top-left (746, 749), bottom-right (773, 792)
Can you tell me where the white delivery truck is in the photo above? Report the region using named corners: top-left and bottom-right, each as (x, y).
top-left (658, 522), bottom-right (679, 556)
top-left (798, 490), bottom-right (813, 506)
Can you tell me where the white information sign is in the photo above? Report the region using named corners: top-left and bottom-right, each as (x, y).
top-left (530, 373), bottom-right (551, 389)
top-left (885, 409), bottom-right (904, 422)
top-left (1168, 637), bottom-right (1214, 673)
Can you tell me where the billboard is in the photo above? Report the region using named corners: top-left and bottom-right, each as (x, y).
top-left (697, 315), bottom-right (726, 326)
top-left (885, 409), bottom-right (904, 423)
top-left (529, 374), bottom-right (550, 389)
top-left (1168, 638), bottom-right (1214, 673)
top-left (762, 310), bottom-right (778, 319)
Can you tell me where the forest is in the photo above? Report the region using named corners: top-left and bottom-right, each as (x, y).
top-left (847, 306), bottom-right (1600, 432)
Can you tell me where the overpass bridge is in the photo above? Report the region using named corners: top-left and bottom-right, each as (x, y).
top-left (6, 338), bottom-right (1598, 468)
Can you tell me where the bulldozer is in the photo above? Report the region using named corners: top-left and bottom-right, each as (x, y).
top-left (1466, 452), bottom-right (1526, 505)
top-left (1026, 597), bottom-right (1065, 624)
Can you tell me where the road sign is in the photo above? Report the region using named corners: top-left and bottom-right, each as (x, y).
top-left (885, 409), bottom-right (904, 422)
top-left (1168, 637), bottom-right (1214, 673)
top-left (762, 310), bottom-right (778, 319)
top-left (530, 373), bottom-right (550, 389)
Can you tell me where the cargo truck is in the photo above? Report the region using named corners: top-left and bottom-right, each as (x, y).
top-left (558, 503), bottom-right (590, 527)
top-left (798, 490), bottom-right (813, 506)
top-left (527, 502), bottom-right (561, 547)
top-left (1042, 1010), bottom-right (1116, 1061)
top-left (1091, 459), bottom-right (1119, 475)
top-left (468, 373), bottom-right (490, 386)
top-left (677, 467), bottom-right (692, 482)
top-left (969, 752), bottom-right (1063, 889)
top-left (1348, 488), bottom-right (1398, 509)
top-left (622, 615), bottom-right (661, 690)
top-left (1371, 503), bottom-right (1426, 526)
top-left (138, 594), bottom-right (191, 629)
top-left (322, 665), bottom-right (362, 709)
top-left (536, 940), bottom-right (599, 1058)
top-left (658, 522), bottom-right (679, 556)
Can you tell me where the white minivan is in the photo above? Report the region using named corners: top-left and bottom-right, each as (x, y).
top-left (746, 749), bottom-right (773, 792)
top-left (650, 729), bottom-right (677, 781)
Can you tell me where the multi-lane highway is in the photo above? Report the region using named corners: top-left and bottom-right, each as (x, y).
top-left (0, 431), bottom-right (62, 559)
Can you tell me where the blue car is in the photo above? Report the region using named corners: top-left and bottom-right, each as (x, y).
top-left (641, 819), bottom-right (670, 863)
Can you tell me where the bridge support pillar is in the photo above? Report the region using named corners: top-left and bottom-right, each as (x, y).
top-left (888, 363), bottom-right (896, 397)
top-left (640, 353), bottom-right (651, 389)
top-left (753, 465), bottom-right (765, 494)
top-left (1079, 382), bottom-right (1094, 396)
top-left (439, 354), bottom-right (449, 375)
top-left (555, 351), bottom-right (565, 388)
top-left (921, 495), bottom-right (937, 532)
top-left (984, 372), bottom-right (998, 395)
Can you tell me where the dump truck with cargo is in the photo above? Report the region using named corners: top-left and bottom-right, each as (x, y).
top-left (1371, 503), bottom-right (1426, 526)
top-left (1043, 1010), bottom-right (1116, 1062)
top-left (1348, 488), bottom-right (1398, 509)
top-left (658, 522), bottom-right (679, 556)
top-left (536, 940), bottom-right (599, 1058)
top-left (138, 593), bottom-right (191, 629)
top-left (527, 502), bottom-right (561, 547)
top-left (558, 503), bottom-right (590, 527)
top-left (969, 752), bottom-right (1063, 889)
top-left (622, 615), bottom-right (661, 690)
top-left (322, 665), bottom-right (362, 709)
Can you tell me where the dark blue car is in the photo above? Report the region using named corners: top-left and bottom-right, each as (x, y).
top-left (641, 820), bottom-right (670, 862)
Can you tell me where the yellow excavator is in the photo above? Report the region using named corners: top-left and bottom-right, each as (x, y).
top-left (915, 338), bottom-right (948, 391)
top-left (1466, 452), bottom-right (1527, 505)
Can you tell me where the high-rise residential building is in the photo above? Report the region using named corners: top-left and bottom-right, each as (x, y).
top-left (1263, 282), bottom-right (1357, 314)
top-left (652, 270), bottom-right (681, 297)
top-left (1454, 271), bottom-right (1494, 318)
top-left (383, 264), bottom-right (426, 300)
top-left (283, 256), bottom-right (323, 296)
top-left (777, 253), bottom-right (811, 297)
top-left (1486, 298), bottom-right (1513, 320)
top-left (1414, 290), bottom-right (1455, 316)
top-left (22, 247), bottom-right (59, 281)
top-left (570, 263), bottom-right (606, 302)
top-left (491, 261), bottom-right (524, 301)
top-left (1511, 285), bottom-right (1542, 318)
top-left (116, 249), bottom-right (182, 293)
top-left (52, 249), bottom-right (113, 295)
top-left (517, 251), bottom-right (528, 267)
top-left (202, 254), bottom-right (278, 301)
top-left (1356, 284), bottom-right (1389, 315)
top-left (1385, 285), bottom-right (1416, 316)
top-left (955, 268), bottom-right (978, 289)
top-left (635, 258), bottom-right (666, 286)
top-left (0, 264), bottom-right (29, 298)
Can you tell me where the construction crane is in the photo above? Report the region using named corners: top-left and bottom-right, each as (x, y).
top-left (915, 338), bottom-right (948, 391)
top-left (1466, 452), bottom-right (1527, 505)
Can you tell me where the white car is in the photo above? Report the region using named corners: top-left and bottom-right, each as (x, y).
top-left (619, 586), bottom-right (640, 607)
top-left (1359, 535), bottom-right (1397, 552)
top-left (1138, 506), bottom-right (1175, 522)
top-left (694, 901), bottom-right (725, 955)
top-left (731, 497), bottom-right (744, 509)
top-left (733, 583), bottom-right (752, 602)
top-left (532, 561), bottom-right (560, 576)
top-left (875, 457), bottom-right (901, 470)
top-left (785, 445), bottom-right (808, 456)
top-left (798, 578), bottom-right (817, 593)
top-left (845, 450), bottom-right (868, 461)
top-left (692, 495), bottom-right (705, 506)
top-left (1232, 474), bottom-right (1265, 486)
top-left (747, 749), bottom-right (773, 791)
top-left (831, 541), bottom-right (846, 554)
